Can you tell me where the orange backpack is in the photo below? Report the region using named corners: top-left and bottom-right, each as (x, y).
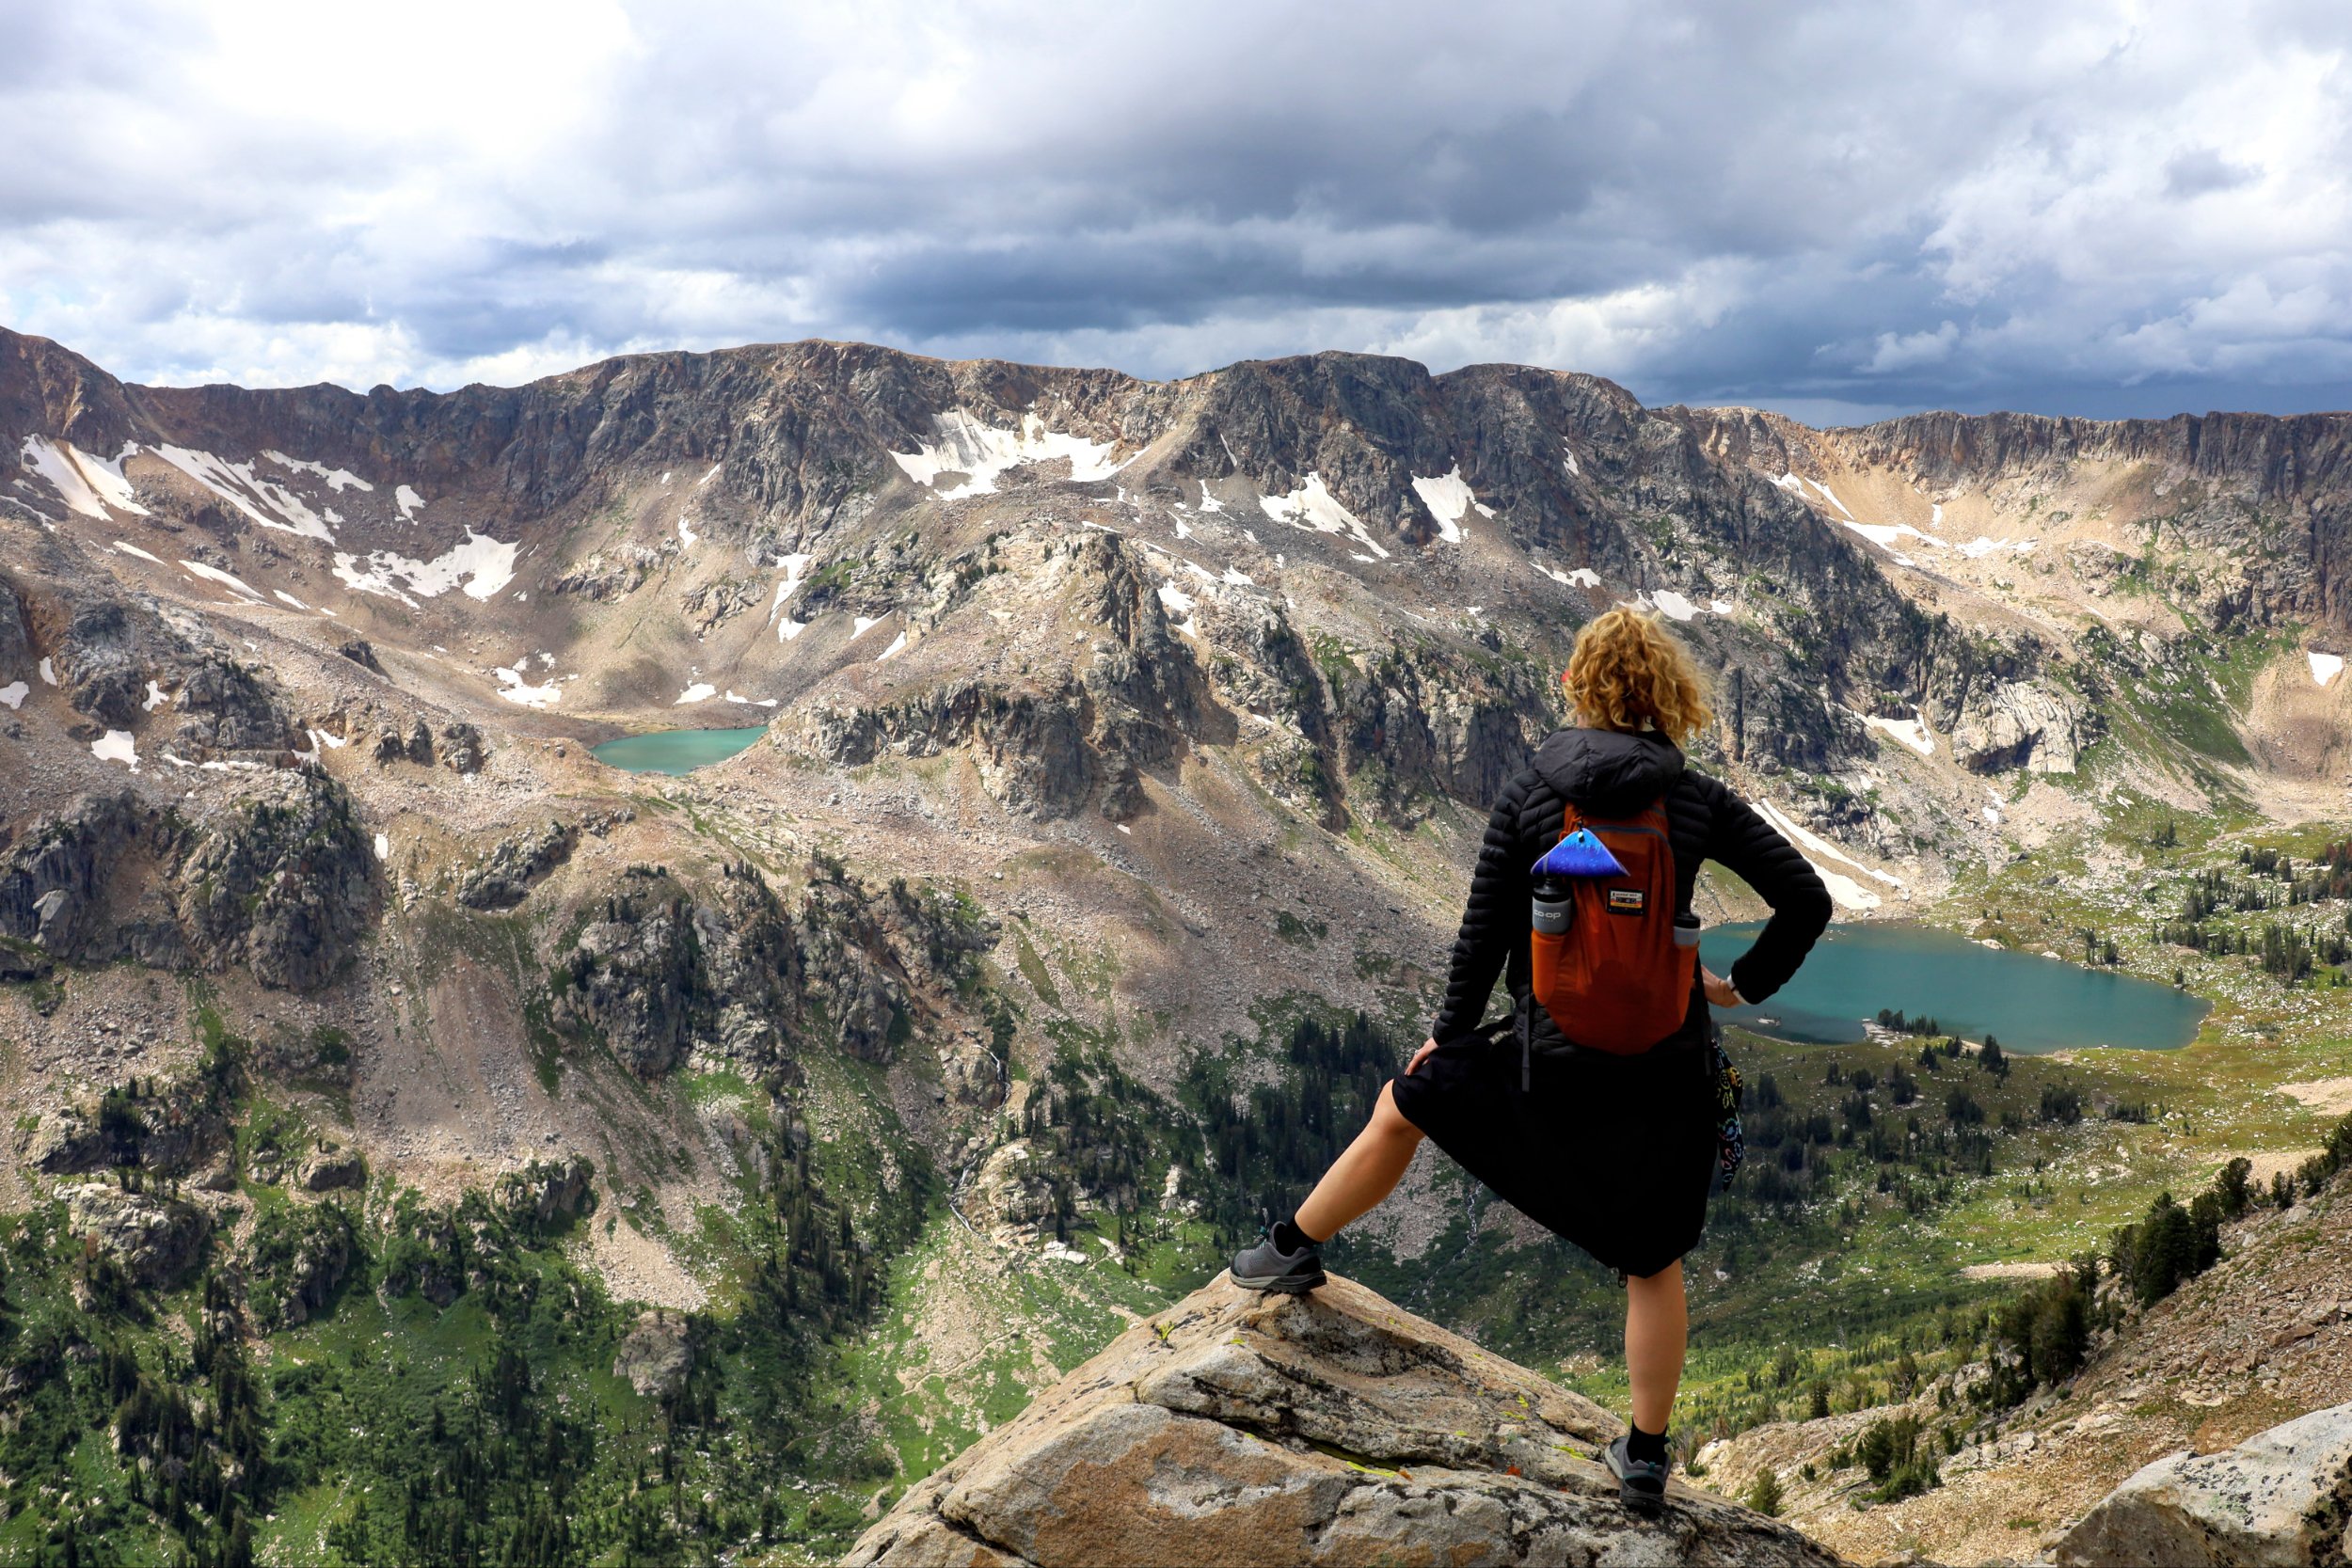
top-left (1530, 797), bottom-right (1695, 1054)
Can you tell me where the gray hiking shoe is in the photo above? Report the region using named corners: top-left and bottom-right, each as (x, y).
top-left (1605, 1433), bottom-right (1670, 1514)
top-left (1228, 1227), bottom-right (1327, 1294)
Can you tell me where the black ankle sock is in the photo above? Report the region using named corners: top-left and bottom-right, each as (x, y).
top-left (1273, 1216), bottom-right (1322, 1253)
top-left (1627, 1422), bottom-right (1669, 1465)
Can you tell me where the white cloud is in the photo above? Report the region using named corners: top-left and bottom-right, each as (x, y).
top-left (2, 1), bottom-right (2350, 418)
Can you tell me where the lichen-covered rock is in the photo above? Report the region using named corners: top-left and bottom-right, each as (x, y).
top-left (2054, 1401), bottom-right (2352, 1568)
top-left (848, 1274), bottom-right (1843, 1568)
top-left (613, 1308), bottom-right (695, 1401)
top-left (63, 1181), bottom-right (212, 1289)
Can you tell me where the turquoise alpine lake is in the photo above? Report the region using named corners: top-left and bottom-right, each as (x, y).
top-left (1698, 921), bottom-right (2210, 1053)
top-left (590, 726), bottom-right (767, 774)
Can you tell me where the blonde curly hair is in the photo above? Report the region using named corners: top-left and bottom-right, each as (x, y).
top-left (1562, 607), bottom-right (1712, 744)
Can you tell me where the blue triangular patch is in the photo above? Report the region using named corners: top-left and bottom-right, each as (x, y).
top-left (1531, 828), bottom-right (1629, 879)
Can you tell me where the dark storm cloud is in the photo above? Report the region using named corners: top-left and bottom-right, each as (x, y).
top-left (4, 0), bottom-right (2352, 419)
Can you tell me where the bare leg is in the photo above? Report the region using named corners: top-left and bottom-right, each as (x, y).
top-left (1624, 1259), bottom-right (1688, 1435)
top-left (1293, 1083), bottom-right (1424, 1241)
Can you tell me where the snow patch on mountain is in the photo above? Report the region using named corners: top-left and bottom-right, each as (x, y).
top-left (151, 446), bottom-right (335, 542)
top-left (494, 667), bottom-right (561, 708)
top-left (768, 554), bottom-right (813, 635)
top-left (1859, 709), bottom-right (1936, 756)
top-left (22, 436), bottom-right (146, 520)
top-left (2311, 652), bottom-right (2344, 687)
top-left (890, 410), bottom-right (1123, 499)
top-left (264, 451), bottom-right (373, 492)
top-left (1410, 467), bottom-right (1495, 542)
top-left (1156, 580), bottom-right (1200, 640)
top-left (180, 560), bottom-right (266, 603)
top-left (1260, 473), bottom-right (1390, 559)
top-left (1958, 535), bottom-right (2039, 560)
top-left (1757, 800), bottom-right (1905, 912)
top-left (332, 531), bottom-right (518, 605)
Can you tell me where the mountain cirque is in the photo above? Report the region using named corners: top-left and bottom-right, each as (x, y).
top-left (9, 326), bottom-right (2352, 1557)
top-left (7, 322), bottom-right (2352, 1236)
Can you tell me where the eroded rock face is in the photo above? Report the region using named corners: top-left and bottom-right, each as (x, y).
top-left (1942, 680), bottom-right (2095, 776)
top-left (0, 773), bottom-right (374, 990)
top-left (614, 1308), bottom-right (695, 1401)
top-left (456, 818), bottom-right (576, 910)
top-left (494, 1154), bottom-right (596, 1230)
top-left (63, 1182), bottom-right (212, 1290)
top-left (2054, 1401), bottom-right (2352, 1568)
top-left (847, 1274), bottom-right (1842, 1568)
top-left (177, 770), bottom-right (377, 990)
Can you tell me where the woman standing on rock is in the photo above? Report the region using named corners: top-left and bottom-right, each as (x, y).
top-left (1230, 607), bottom-right (1832, 1514)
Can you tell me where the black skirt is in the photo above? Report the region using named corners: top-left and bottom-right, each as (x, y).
top-left (1389, 1004), bottom-right (1718, 1279)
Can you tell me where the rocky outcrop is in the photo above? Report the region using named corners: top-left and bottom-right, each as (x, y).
top-left (0, 774), bottom-right (374, 990)
top-left (245, 1199), bottom-right (359, 1328)
top-left (848, 1273), bottom-right (1841, 1568)
top-left (298, 1145), bottom-right (365, 1192)
top-left (177, 769), bottom-right (376, 990)
top-left (63, 1181), bottom-right (212, 1289)
top-left (456, 818), bottom-right (576, 910)
top-left (0, 791), bottom-right (183, 966)
top-left (28, 1067), bottom-right (235, 1178)
top-left (438, 721), bottom-right (486, 774)
top-left (171, 657), bottom-right (298, 758)
top-left (613, 1308), bottom-right (695, 1401)
top-left (791, 532), bottom-right (1228, 822)
top-left (548, 856), bottom-right (976, 1076)
top-left (2054, 1401), bottom-right (2352, 1567)
top-left (0, 574), bottom-right (28, 667)
top-left (1943, 680), bottom-right (2096, 775)
top-left (552, 875), bottom-right (705, 1074)
top-left (494, 1154), bottom-right (596, 1232)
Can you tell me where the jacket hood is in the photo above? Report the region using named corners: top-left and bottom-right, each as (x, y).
top-left (1530, 727), bottom-right (1685, 816)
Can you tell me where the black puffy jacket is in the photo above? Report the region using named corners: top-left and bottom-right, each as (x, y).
top-left (1429, 727), bottom-right (1833, 1050)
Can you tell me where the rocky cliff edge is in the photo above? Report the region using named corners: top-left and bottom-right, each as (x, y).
top-left (845, 1273), bottom-right (1842, 1568)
